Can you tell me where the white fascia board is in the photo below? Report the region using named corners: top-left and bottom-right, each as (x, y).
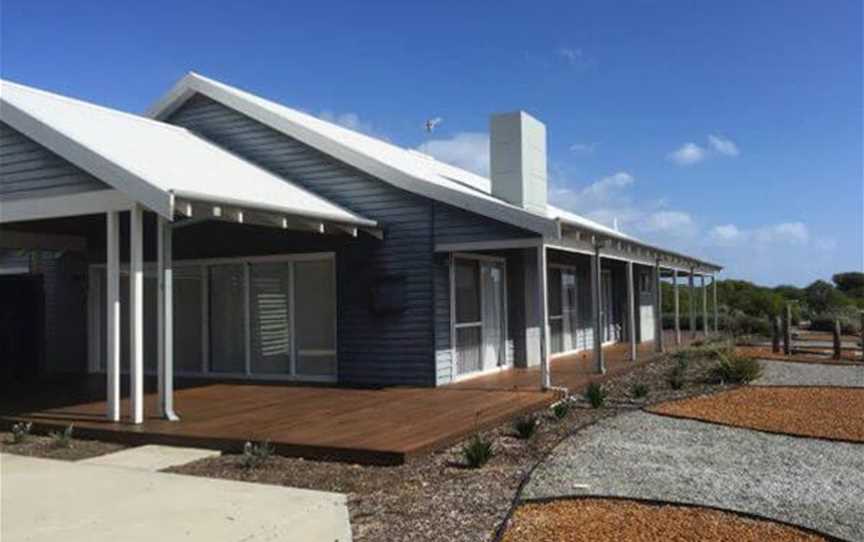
top-left (434, 237), bottom-right (542, 253)
top-left (148, 75), bottom-right (559, 238)
top-left (0, 189), bottom-right (134, 223)
top-left (1, 102), bottom-right (173, 219)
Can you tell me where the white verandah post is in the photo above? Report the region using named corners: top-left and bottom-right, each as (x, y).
top-left (673, 268), bottom-right (681, 346)
top-left (689, 268), bottom-right (696, 341)
top-left (129, 204), bottom-right (144, 424)
top-left (537, 244), bottom-right (551, 390)
top-left (712, 274), bottom-right (719, 333)
top-left (106, 211), bottom-right (121, 422)
top-left (701, 274), bottom-right (708, 336)
top-left (591, 243), bottom-right (605, 374)
top-left (157, 217), bottom-right (179, 421)
top-left (626, 261), bottom-right (636, 362)
top-left (654, 259), bottom-right (664, 353)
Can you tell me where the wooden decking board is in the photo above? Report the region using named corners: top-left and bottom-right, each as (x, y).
top-left (1, 337), bottom-right (701, 464)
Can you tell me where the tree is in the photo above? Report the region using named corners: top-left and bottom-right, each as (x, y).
top-left (805, 280), bottom-right (851, 313)
top-left (832, 272), bottom-right (864, 299)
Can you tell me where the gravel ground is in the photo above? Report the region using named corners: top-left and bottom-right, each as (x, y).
top-left (755, 360), bottom-right (864, 387)
top-left (503, 498), bottom-right (828, 542)
top-left (0, 431), bottom-right (126, 461)
top-left (649, 386), bottom-right (864, 442)
top-left (523, 411), bottom-right (864, 541)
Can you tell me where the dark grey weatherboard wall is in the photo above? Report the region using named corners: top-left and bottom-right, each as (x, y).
top-left (0, 122), bottom-right (109, 200)
top-left (166, 94), bottom-right (535, 387)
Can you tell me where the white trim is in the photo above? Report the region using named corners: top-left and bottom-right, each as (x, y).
top-left (105, 211), bottom-right (120, 422)
top-left (129, 204), bottom-right (144, 424)
top-left (0, 190), bottom-right (133, 223)
top-left (435, 238), bottom-right (541, 253)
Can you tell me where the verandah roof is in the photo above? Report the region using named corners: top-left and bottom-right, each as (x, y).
top-left (0, 79), bottom-right (378, 233)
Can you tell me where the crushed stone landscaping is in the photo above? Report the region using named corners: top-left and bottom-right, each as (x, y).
top-left (523, 410), bottom-right (864, 542)
top-left (0, 431), bottom-right (126, 461)
top-left (648, 386), bottom-right (864, 442)
top-left (502, 498), bottom-right (829, 542)
top-left (755, 359), bottom-right (864, 387)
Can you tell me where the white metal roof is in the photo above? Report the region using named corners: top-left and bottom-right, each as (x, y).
top-left (147, 73), bottom-right (720, 271)
top-left (0, 79), bottom-right (377, 228)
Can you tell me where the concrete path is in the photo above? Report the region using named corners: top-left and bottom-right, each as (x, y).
top-left (755, 359), bottom-right (864, 388)
top-left (1, 453), bottom-right (352, 542)
top-left (79, 444), bottom-right (220, 471)
top-left (524, 411), bottom-right (864, 541)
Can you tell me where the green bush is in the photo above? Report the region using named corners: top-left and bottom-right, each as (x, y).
top-left (551, 401), bottom-right (570, 420)
top-left (49, 425), bottom-right (73, 449)
top-left (461, 434), bottom-right (494, 468)
top-left (630, 383), bottom-right (649, 399)
top-left (10, 421), bottom-right (32, 444)
top-left (240, 439), bottom-right (274, 469)
top-left (810, 309), bottom-right (862, 335)
top-left (711, 353), bottom-right (763, 384)
top-left (512, 415), bottom-right (538, 440)
top-left (584, 383), bottom-right (607, 409)
top-left (667, 364), bottom-right (686, 390)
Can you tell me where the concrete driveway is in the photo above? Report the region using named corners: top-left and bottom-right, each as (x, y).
top-left (0, 453), bottom-right (352, 542)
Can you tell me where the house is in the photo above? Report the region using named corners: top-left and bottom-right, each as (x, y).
top-left (0, 74), bottom-right (721, 424)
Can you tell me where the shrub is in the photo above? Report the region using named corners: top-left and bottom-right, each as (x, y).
top-left (551, 400), bottom-right (570, 420)
top-left (667, 364), bottom-right (686, 390)
top-left (513, 415), bottom-right (538, 440)
top-left (585, 383), bottom-right (607, 409)
top-left (810, 309), bottom-right (862, 335)
top-left (240, 439), bottom-right (274, 469)
top-left (461, 434), bottom-right (494, 468)
top-left (10, 421), bottom-right (32, 444)
top-left (49, 425), bottom-right (73, 449)
top-left (630, 383), bottom-right (649, 399)
top-left (712, 353), bottom-right (762, 384)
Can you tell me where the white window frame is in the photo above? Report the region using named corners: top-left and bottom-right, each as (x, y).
top-left (88, 252), bottom-right (338, 383)
top-left (449, 253), bottom-right (510, 382)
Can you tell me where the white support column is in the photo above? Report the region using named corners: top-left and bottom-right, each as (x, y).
top-left (105, 211), bottom-right (121, 422)
top-left (654, 260), bottom-right (664, 353)
top-left (626, 261), bottom-right (636, 362)
top-left (157, 217), bottom-right (179, 421)
top-left (129, 204), bottom-right (144, 425)
top-left (591, 244), bottom-right (605, 374)
top-left (673, 268), bottom-right (681, 346)
top-left (689, 268), bottom-right (696, 340)
top-left (537, 244), bottom-right (551, 389)
top-left (701, 274), bottom-right (708, 336)
top-left (712, 274), bottom-right (719, 333)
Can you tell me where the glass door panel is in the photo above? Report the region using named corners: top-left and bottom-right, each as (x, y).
top-left (209, 264), bottom-right (247, 373)
top-left (294, 259), bottom-right (337, 378)
top-left (249, 262), bottom-right (292, 375)
top-left (481, 262), bottom-right (505, 370)
top-left (454, 259), bottom-right (482, 375)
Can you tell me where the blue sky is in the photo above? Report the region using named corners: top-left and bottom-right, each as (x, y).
top-left (2, 0), bottom-right (861, 286)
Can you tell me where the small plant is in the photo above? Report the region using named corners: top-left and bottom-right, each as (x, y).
top-left (551, 400), bottom-right (570, 420)
top-left (584, 382), bottom-right (607, 409)
top-left (49, 425), bottom-right (74, 448)
top-left (461, 433), bottom-right (494, 468)
top-left (667, 363), bottom-right (686, 390)
top-left (711, 353), bottom-right (762, 384)
top-left (10, 421), bottom-right (33, 444)
top-left (240, 439), bottom-right (274, 470)
top-left (630, 383), bottom-right (649, 399)
top-left (513, 415), bottom-right (538, 440)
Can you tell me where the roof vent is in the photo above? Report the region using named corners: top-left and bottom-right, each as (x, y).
top-left (489, 111), bottom-right (548, 214)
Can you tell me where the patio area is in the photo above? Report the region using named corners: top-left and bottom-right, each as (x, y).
top-left (0, 335), bottom-right (703, 465)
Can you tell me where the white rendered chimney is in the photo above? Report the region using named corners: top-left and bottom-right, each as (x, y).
top-left (489, 111), bottom-right (548, 214)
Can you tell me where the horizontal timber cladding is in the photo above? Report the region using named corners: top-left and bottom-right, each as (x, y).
top-left (166, 93), bottom-right (540, 387)
top-left (165, 94), bottom-right (438, 386)
top-left (0, 122), bottom-right (109, 200)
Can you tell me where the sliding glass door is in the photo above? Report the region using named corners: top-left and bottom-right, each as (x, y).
top-left (548, 265), bottom-right (579, 355)
top-left (453, 256), bottom-right (508, 378)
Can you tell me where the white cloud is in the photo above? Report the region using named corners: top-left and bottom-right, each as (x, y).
top-left (709, 224), bottom-right (742, 243)
top-left (643, 211), bottom-right (694, 233)
top-left (558, 47), bottom-right (585, 65)
top-left (668, 135), bottom-right (740, 166)
top-left (667, 142), bottom-right (707, 166)
top-left (709, 222), bottom-right (809, 246)
top-left (570, 142), bottom-right (596, 153)
top-left (707, 134), bottom-right (740, 156)
top-left (318, 110), bottom-right (378, 137)
top-left (416, 132), bottom-right (490, 176)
